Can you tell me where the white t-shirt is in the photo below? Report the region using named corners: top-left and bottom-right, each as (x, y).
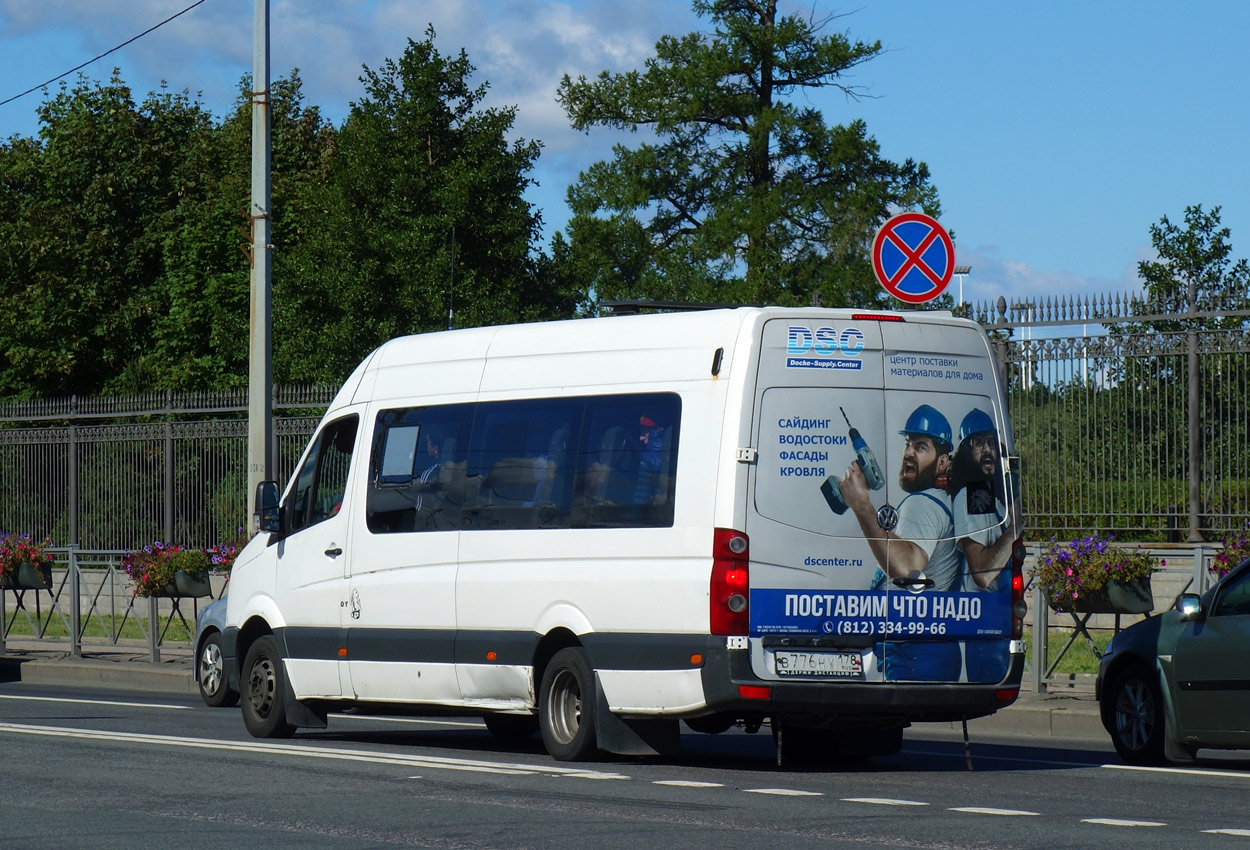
top-left (896, 488), bottom-right (961, 592)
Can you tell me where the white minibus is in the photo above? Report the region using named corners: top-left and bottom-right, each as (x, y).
top-left (223, 306), bottom-right (1026, 762)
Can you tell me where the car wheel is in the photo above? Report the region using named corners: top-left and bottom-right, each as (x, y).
top-left (1105, 663), bottom-right (1166, 764)
top-left (539, 647), bottom-right (599, 761)
top-left (198, 631), bottom-right (239, 707)
top-left (483, 713), bottom-right (540, 740)
top-left (241, 635), bottom-right (296, 738)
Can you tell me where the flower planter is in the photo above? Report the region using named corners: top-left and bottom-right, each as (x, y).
top-left (151, 569), bottom-right (211, 599)
top-left (1047, 576), bottom-right (1154, 615)
top-left (0, 561), bottom-right (53, 591)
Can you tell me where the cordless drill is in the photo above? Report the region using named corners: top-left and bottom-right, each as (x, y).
top-left (820, 407), bottom-right (885, 514)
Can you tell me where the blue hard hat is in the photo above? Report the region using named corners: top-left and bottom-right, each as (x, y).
top-left (958, 408), bottom-right (996, 443)
top-left (899, 404), bottom-right (952, 452)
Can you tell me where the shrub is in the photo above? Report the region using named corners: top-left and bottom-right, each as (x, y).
top-left (206, 527), bottom-right (251, 576)
top-left (0, 533), bottom-right (53, 583)
top-left (122, 542), bottom-right (210, 597)
top-left (1035, 533), bottom-right (1163, 607)
top-left (1212, 525), bottom-right (1250, 579)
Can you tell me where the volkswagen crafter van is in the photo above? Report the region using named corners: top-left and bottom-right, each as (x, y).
top-left (223, 306), bottom-right (1026, 762)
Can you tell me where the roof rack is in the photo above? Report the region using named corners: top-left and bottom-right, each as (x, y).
top-left (602, 299), bottom-right (760, 316)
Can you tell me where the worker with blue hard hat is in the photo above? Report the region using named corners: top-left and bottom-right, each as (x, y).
top-left (840, 402), bottom-right (962, 682)
top-left (958, 408), bottom-right (996, 444)
top-left (899, 403), bottom-right (953, 455)
top-left (949, 406), bottom-right (1021, 682)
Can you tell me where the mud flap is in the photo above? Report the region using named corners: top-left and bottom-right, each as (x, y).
top-left (592, 674), bottom-right (680, 756)
top-left (282, 667), bottom-right (329, 729)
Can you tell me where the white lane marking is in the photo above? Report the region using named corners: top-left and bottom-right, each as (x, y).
top-left (653, 780), bottom-right (725, 788)
top-left (329, 714), bottom-right (484, 728)
top-left (1082, 818), bottom-right (1166, 828)
top-left (0, 722), bottom-right (629, 780)
top-left (0, 693), bottom-right (189, 710)
top-left (744, 788), bottom-right (823, 797)
top-left (950, 807), bottom-right (1039, 816)
top-left (1204, 829), bottom-right (1250, 836)
top-left (843, 798), bottom-right (929, 807)
top-left (1103, 763), bottom-right (1250, 780)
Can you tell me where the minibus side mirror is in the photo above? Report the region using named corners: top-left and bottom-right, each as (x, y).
top-left (255, 481), bottom-right (284, 536)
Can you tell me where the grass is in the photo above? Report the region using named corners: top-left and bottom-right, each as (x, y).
top-left (2, 611), bottom-right (195, 644)
top-left (1023, 626), bottom-right (1112, 675)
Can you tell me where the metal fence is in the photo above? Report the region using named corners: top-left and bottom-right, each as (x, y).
top-left (0, 548), bottom-right (228, 658)
top-left (3, 296), bottom-right (1248, 549)
top-left (969, 290), bottom-right (1250, 543)
top-left (0, 388), bottom-right (333, 550)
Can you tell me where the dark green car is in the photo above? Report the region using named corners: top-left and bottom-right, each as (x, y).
top-left (1097, 555), bottom-right (1250, 763)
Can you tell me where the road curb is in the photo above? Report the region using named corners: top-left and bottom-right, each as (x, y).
top-left (1, 644), bottom-right (197, 696)
top-left (14, 657), bottom-right (197, 695)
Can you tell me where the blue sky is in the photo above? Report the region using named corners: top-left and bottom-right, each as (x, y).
top-left (1, 0), bottom-right (1246, 310)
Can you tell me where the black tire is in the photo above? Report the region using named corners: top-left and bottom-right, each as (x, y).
top-left (241, 635), bottom-right (296, 738)
top-left (1104, 663), bottom-right (1166, 764)
top-left (197, 631), bottom-right (239, 708)
top-left (483, 713), bottom-right (540, 740)
top-left (539, 647), bottom-right (599, 761)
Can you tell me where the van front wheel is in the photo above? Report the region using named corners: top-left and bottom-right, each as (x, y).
top-left (539, 648), bottom-right (599, 761)
top-left (241, 635), bottom-right (296, 739)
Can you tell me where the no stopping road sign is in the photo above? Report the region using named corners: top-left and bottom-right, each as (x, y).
top-left (872, 212), bottom-right (955, 304)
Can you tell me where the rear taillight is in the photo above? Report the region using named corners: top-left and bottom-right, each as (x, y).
top-left (1010, 538), bottom-right (1027, 640)
top-left (711, 528), bottom-right (749, 636)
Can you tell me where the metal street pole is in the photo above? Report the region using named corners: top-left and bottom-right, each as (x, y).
top-left (953, 265), bottom-right (971, 307)
top-left (247, 0), bottom-right (272, 529)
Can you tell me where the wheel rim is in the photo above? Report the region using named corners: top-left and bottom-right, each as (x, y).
top-left (199, 642), bottom-right (223, 696)
top-left (247, 655), bottom-right (278, 719)
top-left (1114, 677), bottom-right (1155, 751)
top-left (547, 668), bottom-right (582, 745)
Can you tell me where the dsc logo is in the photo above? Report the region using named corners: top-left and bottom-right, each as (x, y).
top-left (787, 326), bottom-right (865, 357)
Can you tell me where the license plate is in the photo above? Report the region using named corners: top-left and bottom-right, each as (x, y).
top-left (773, 650), bottom-right (864, 679)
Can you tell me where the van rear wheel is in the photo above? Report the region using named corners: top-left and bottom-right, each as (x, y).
top-left (241, 635), bottom-right (296, 739)
top-left (539, 648), bottom-right (599, 761)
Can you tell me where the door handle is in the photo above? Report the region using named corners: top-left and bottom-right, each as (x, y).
top-left (324, 547), bottom-right (343, 557)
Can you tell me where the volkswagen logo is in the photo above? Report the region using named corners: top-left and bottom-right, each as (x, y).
top-left (876, 504), bottom-right (898, 531)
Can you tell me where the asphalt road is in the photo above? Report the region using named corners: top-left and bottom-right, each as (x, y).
top-left (4, 681), bottom-right (1250, 850)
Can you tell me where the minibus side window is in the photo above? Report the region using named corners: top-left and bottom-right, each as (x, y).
top-left (463, 399), bottom-right (579, 531)
top-left (572, 393), bottom-right (680, 528)
top-left (366, 404), bottom-right (474, 533)
top-left (289, 415), bottom-right (359, 532)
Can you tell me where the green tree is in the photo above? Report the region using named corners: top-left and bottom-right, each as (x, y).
top-left (1136, 204), bottom-right (1250, 329)
top-left (282, 27), bottom-right (582, 384)
top-left (0, 72), bottom-right (213, 397)
top-left (0, 43), bottom-right (580, 397)
top-left (145, 72), bottom-right (341, 391)
top-left (557, 0), bottom-right (939, 309)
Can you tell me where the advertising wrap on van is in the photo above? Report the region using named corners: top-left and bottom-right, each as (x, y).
top-left (752, 317), bottom-right (1017, 682)
top-left (749, 587), bottom-right (1011, 638)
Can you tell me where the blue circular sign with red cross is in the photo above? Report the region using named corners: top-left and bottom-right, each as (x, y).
top-left (872, 212), bottom-right (955, 304)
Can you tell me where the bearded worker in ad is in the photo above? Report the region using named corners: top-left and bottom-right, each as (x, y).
top-left (839, 404), bottom-right (961, 681)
